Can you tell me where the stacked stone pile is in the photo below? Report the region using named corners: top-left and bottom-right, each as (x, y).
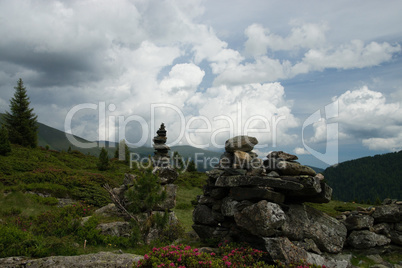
top-left (192, 135), bottom-right (402, 266)
top-left (152, 123), bottom-right (170, 167)
top-left (94, 125), bottom-right (179, 244)
top-left (192, 135), bottom-right (348, 265)
top-left (337, 199), bottom-right (402, 249)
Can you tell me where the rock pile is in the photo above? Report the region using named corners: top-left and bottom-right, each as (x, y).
top-left (192, 135), bottom-right (348, 265)
top-left (152, 123), bottom-right (170, 167)
top-left (94, 125), bottom-right (180, 244)
top-left (192, 135), bottom-right (402, 266)
top-left (337, 199), bottom-right (402, 249)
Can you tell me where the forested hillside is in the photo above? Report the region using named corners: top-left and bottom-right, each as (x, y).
top-left (323, 151), bottom-right (402, 203)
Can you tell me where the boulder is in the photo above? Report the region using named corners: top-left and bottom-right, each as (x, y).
top-left (234, 200), bottom-right (286, 237)
top-left (343, 214), bottom-right (374, 231)
top-left (219, 152), bottom-right (234, 168)
top-left (372, 204), bottom-right (402, 223)
top-left (96, 222), bottom-right (131, 237)
top-left (347, 230), bottom-right (391, 249)
top-left (263, 237), bottom-right (308, 264)
top-left (233, 150), bottom-right (252, 169)
top-left (192, 224), bottom-right (216, 240)
top-left (277, 161), bottom-right (317, 176)
top-left (215, 175), bottom-right (304, 191)
top-left (371, 223), bottom-right (392, 237)
top-left (390, 230), bottom-right (402, 245)
top-left (152, 166), bottom-right (178, 185)
top-left (267, 151), bottom-right (298, 161)
top-left (94, 203), bottom-right (123, 218)
top-left (281, 176), bottom-right (322, 196)
top-left (281, 204), bottom-right (347, 253)
top-left (221, 197), bottom-right (239, 217)
top-left (193, 205), bottom-right (223, 226)
top-left (154, 184), bottom-right (177, 211)
top-left (225, 136), bottom-right (258, 153)
top-left (0, 252), bottom-right (143, 268)
top-left (229, 187), bottom-right (285, 203)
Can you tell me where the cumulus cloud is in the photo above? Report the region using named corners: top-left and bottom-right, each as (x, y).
top-left (309, 86), bottom-right (402, 151)
top-left (294, 147), bottom-right (311, 155)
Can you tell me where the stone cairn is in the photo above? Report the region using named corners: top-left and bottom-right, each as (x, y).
top-left (192, 135), bottom-right (398, 266)
top-left (99, 124), bottom-right (179, 244)
top-left (152, 123), bottom-right (170, 167)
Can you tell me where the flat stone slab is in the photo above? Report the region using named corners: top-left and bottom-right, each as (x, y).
top-left (215, 175), bottom-right (304, 191)
top-left (229, 187), bottom-right (285, 203)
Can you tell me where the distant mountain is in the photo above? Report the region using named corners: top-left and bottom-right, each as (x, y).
top-left (323, 151), bottom-right (402, 203)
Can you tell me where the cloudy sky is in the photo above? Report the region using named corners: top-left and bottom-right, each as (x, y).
top-left (1, 0), bottom-right (402, 167)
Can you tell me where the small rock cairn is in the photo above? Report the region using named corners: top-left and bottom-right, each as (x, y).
top-left (152, 123), bottom-right (170, 167)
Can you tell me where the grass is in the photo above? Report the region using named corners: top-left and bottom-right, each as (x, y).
top-left (306, 200), bottom-right (371, 217)
top-left (173, 186), bottom-right (203, 232)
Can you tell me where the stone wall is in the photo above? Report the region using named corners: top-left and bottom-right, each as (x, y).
top-left (192, 135), bottom-right (402, 266)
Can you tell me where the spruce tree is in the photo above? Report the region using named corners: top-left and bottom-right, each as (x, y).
top-left (4, 78), bottom-right (38, 148)
top-left (114, 139), bottom-right (130, 163)
top-left (97, 147), bottom-right (110, 171)
top-left (0, 125), bottom-right (11, 155)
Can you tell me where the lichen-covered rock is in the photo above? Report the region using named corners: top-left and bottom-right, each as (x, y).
top-left (343, 214), bottom-right (374, 231)
top-left (96, 222), bottom-right (131, 237)
top-left (372, 204), bottom-right (402, 223)
top-left (267, 151), bottom-right (298, 161)
top-left (225, 136), bottom-right (258, 152)
top-left (229, 186), bottom-right (285, 203)
top-left (277, 161), bottom-right (316, 176)
top-left (152, 166), bottom-right (178, 185)
top-left (193, 205), bottom-right (223, 226)
top-left (0, 252), bottom-right (143, 268)
top-left (221, 197), bottom-right (239, 217)
top-left (93, 203), bottom-right (123, 218)
top-left (281, 204), bottom-right (347, 253)
top-left (263, 237), bottom-right (308, 264)
top-left (234, 200), bottom-right (286, 236)
top-left (154, 184), bottom-right (177, 211)
top-left (347, 230), bottom-right (391, 249)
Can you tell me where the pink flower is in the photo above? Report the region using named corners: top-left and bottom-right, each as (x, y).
top-left (225, 261), bottom-right (232, 266)
top-left (210, 252), bottom-right (216, 256)
top-left (144, 254), bottom-right (149, 260)
top-left (169, 263), bottom-right (175, 267)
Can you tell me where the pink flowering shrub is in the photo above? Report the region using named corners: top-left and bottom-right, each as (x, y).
top-left (135, 243), bottom-right (270, 268)
top-left (135, 243), bottom-right (327, 268)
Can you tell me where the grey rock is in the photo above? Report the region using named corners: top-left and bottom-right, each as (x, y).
top-left (152, 166), bottom-right (178, 185)
top-left (0, 252), bottom-right (143, 268)
top-left (94, 203), bottom-right (123, 218)
top-left (234, 200), bottom-right (286, 236)
top-left (123, 173), bottom-right (136, 187)
top-left (215, 175), bottom-right (304, 191)
top-left (267, 171), bottom-right (280, 177)
top-left (372, 204), bottom-right (402, 223)
top-left (343, 214), bottom-right (374, 231)
top-left (390, 230), bottom-right (402, 245)
top-left (221, 197), bottom-right (239, 217)
top-left (229, 186), bottom-right (285, 203)
top-left (206, 168), bottom-right (225, 179)
top-left (267, 151), bottom-right (298, 161)
top-left (96, 222), bottom-right (131, 237)
top-left (277, 160), bottom-right (317, 176)
top-left (282, 204), bottom-right (347, 253)
top-left (372, 223), bottom-right (392, 237)
top-left (281, 175), bottom-right (322, 196)
top-left (366, 254), bottom-right (384, 264)
top-left (219, 152), bottom-right (234, 168)
top-left (193, 205), bottom-right (222, 226)
top-left (222, 168), bottom-right (247, 176)
top-left (294, 238), bottom-right (321, 254)
top-left (192, 224), bottom-right (216, 240)
top-left (395, 223), bottom-right (402, 232)
top-left (225, 136), bottom-right (258, 153)
top-left (263, 237), bottom-right (308, 264)
top-left (154, 184), bottom-right (177, 211)
top-left (347, 230), bottom-right (391, 249)
top-left (306, 253), bottom-right (352, 268)
top-left (233, 150), bottom-right (252, 169)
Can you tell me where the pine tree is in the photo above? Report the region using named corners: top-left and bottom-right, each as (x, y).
top-left (97, 147), bottom-right (110, 171)
top-left (0, 125), bottom-right (11, 155)
top-left (4, 78), bottom-right (38, 148)
top-left (114, 139), bottom-right (130, 163)
top-left (187, 159), bottom-right (197, 172)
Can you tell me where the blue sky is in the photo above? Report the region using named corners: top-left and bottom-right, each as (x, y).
top-left (1, 0), bottom-right (402, 168)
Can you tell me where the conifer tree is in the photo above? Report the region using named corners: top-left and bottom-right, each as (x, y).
top-left (114, 139), bottom-right (130, 163)
top-left (4, 78), bottom-right (38, 148)
top-left (0, 125), bottom-right (11, 155)
top-left (97, 147), bottom-right (110, 171)
top-left (187, 159), bottom-right (197, 172)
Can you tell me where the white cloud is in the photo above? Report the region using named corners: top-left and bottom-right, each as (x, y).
top-left (244, 22), bottom-right (328, 57)
top-left (294, 147), bottom-right (311, 155)
top-left (309, 86), bottom-right (402, 151)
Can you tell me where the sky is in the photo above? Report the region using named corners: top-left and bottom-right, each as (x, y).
top-left (1, 0), bottom-right (402, 168)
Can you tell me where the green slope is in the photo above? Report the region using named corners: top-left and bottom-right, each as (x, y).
top-left (323, 151), bottom-right (402, 202)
